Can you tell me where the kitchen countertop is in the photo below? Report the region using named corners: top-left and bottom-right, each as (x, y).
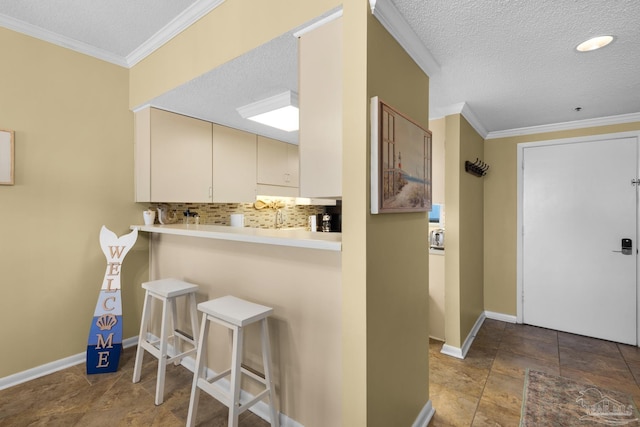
top-left (131, 224), bottom-right (342, 251)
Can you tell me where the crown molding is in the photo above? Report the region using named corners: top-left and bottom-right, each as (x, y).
top-left (429, 102), bottom-right (466, 120)
top-left (293, 8), bottom-right (343, 38)
top-left (126, 0), bottom-right (226, 67)
top-left (459, 103), bottom-right (488, 138)
top-left (236, 91), bottom-right (298, 118)
top-left (0, 0), bottom-right (225, 68)
top-left (485, 111), bottom-right (640, 140)
top-left (0, 13), bottom-right (128, 67)
top-left (429, 102), bottom-right (488, 139)
top-left (369, 0), bottom-right (440, 77)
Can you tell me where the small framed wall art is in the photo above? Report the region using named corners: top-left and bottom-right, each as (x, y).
top-left (371, 97), bottom-right (432, 214)
top-left (0, 129), bottom-right (14, 185)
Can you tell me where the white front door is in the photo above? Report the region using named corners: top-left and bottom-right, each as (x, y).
top-left (521, 136), bottom-right (638, 345)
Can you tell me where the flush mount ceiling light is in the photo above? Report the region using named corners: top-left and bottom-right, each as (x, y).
top-left (237, 91), bottom-right (299, 132)
top-left (576, 35), bottom-right (614, 52)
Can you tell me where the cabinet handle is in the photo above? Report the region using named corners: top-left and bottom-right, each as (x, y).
top-left (209, 186), bottom-right (213, 198)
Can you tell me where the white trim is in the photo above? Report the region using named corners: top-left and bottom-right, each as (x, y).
top-left (236, 91), bottom-right (298, 118)
top-left (460, 103), bottom-right (488, 139)
top-left (428, 102), bottom-right (488, 139)
top-left (180, 353), bottom-right (300, 427)
top-left (0, 336), bottom-right (139, 391)
top-left (429, 102), bottom-right (466, 120)
top-left (440, 343), bottom-right (464, 359)
top-left (0, 0), bottom-right (226, 68)
top-left (484, 310), bottom-right (517, 324)
top-left (126, 0), bottom-right (226, 67)
top-left (370, 96), bottom-right (380, 214)
top-left (412, 400), bottom-right (435, 427)
top-left (369, 0), bottom-right (440, 78)
top-left (0, 14), bottom-right (128, 67)
top-left (440, 312), bottom-right (486, 359)
top-left (487, 111), bottom-right (640, 140)
top-left (292, 8), bottom-right (343, 38)
top-left (517, 143), bottom-right (525, 324)
top-left (132, 103), bottom-right (152, 114)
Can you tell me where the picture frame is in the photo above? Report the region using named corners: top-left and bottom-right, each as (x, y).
top-left (0, 129), bottom-right (14, 185)
top-left (371, 97), bottom-right (432, 214)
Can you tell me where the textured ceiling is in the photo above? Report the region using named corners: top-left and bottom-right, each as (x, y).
top-left (150, 30), bottom-right (300, 144)
top-left (0, 0), bottom-right (197, 58)
top-left (0, 0), bottom-right (639, 139)
top-left (392, 0), bottom-right (640, 133)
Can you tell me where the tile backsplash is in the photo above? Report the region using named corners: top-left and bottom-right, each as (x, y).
top-left (145, 201), bottom-right (327, 229)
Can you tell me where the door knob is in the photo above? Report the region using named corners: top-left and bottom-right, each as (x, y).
top-left (612, 238), bottom-right (633, 255)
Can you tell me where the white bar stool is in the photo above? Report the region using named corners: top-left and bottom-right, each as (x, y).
top-left (186, 295), bottom-right (279, 427)
top-left (132, 278), bottom-right (199, 405)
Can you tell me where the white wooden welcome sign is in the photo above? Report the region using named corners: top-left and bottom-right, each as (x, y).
top-left (86, 226), bottom-right (138, 374)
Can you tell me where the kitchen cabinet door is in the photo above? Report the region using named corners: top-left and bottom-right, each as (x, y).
top-left (150, 108), bottom-right (212, 203)
top-left (257, 136), bottom-right (299, 188)
top-left (298, 16), bottom-right (342, 199)
top-left (286, 143), bottom-right (299, 187)
top-left (212, 124), bottom-right (256, 203)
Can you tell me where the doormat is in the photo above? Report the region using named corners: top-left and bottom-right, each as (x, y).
top-left (520, 369), bottom-right (640, 426)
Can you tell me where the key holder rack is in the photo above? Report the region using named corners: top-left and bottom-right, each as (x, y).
top-left (465, 158), bottom-right (489, 177)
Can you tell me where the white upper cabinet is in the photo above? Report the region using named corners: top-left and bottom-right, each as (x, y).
top-left (257, 135), bottom-right (299, 188)
top-left (212, 124), bottom-right (257, 203)
top-left (135, 107), bottom-right (257, 203)
top-left (135, 107), bottom-right (212, 203)
top-left (256, 135), bottom-right (299, 198)
top-left (298, 16), bottom-right (342, 199)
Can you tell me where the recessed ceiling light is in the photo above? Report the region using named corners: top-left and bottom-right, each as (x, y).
top-left (237, 91), bottom-right (299, 132)
top-left (576, 35), bottom-right (614, 52)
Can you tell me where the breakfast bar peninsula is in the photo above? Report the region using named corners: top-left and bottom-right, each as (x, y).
top-left (131, 224), bottom-right (342, 426)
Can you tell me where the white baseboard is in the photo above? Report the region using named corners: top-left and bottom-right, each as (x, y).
top-left (440, 343), bottom-right (464, 359)
top-left (0, 336), bottom-right (139, 391)
top-left (412, 399), bottom-right (435, 427)
top-left (180, 354), bottom-right (301, 427)
top-left (439, 310), bottom-right (518, 360)
top-left (440, 312), bottom-right (487, 359)
top-left (484, 310), bottom-right (517, 323)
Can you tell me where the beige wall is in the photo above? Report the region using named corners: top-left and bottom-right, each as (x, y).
top-left (149, 234), bottom-right (342, 426)
top-left (341, 1), bottom-right (369, 425)
top-left (458, 117), bottom-right (484, 338)
top-left (484, 121), bottom-right (640, 315)
top-left (363, 11), bottom-right (431, 427)
top-left (444, 115), bottom-right (461, 347)
top-left (444, 114), bottom-right (484, 348)
top-left (428, 117), bottom-right (446, 340)
top-left (430, 117), bottom-right (445, 205)
top-left (0, 28), bottom-right (148, 378)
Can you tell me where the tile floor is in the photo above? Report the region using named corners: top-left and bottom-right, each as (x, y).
top-left (2, 319), bottom-right (640, 426)
top-left (0, 346), bottom-right (269, 426)
top-left (429, 319), bottom-right (640, 426)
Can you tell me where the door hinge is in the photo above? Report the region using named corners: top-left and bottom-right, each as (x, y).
top-left (631, 178), bottom-right (640, 186)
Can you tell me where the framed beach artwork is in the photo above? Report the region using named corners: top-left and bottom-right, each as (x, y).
top-left (0, 129), bottom-right (14, 185)
top-left (371, 97), bottom-right (432, 214)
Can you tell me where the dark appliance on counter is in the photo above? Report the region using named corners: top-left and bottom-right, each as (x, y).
top-left (315, 213), bottom-right (341, 232)
top-left (429, 228), bottom-right (445, 250)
